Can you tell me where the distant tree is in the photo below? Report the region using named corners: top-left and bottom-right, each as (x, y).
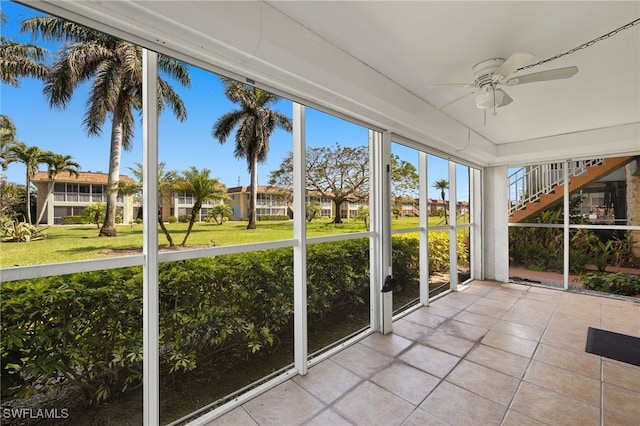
top-left (209, 203), bottom-right (232, 225)
top-left (355, 206), bottom-right (370, 231)
top-left (269, 143), bottom-right (369, 224)
top-left (3, 142), bottom-right (52, 225)
top-left (81, 203), bottom-right (106, 228)
top-left (0, 177), bottom-right (25, 219)
top-left (433, 178), bottom-right (449, 224)
top-left (127, 162), bottom-right (179, 247)
top-left (391, 154), bottom-right (419, 218)
top-left (177, 167), bottom-right (226, 246)
top-left (22, 16), bottom-right (190, 237)
top-left (392, 206), bottom-right (401, 219)
top-left (306, 202), bottom-right (321, 222)
top-left (212, 78), bottom-right (292, 230)
top-left (35, 153), bottom-right (80, 225)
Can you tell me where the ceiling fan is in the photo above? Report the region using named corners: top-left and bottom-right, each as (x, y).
top-left (426, 53), bottom-right (578, 115)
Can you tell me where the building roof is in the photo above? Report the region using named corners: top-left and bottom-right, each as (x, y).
top-left (32, 171), bottom-right (135, 184)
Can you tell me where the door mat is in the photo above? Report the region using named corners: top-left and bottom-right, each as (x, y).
top-left (585, 327), bottom-right (640, 367)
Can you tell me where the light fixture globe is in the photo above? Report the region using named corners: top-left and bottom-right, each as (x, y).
top-left (475, 88), bottom-right (505, 109)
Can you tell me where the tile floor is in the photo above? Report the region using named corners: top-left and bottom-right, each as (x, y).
top-left (207, 281), bottom-right (640, 426)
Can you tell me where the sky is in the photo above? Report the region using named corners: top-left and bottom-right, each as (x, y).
top-left (1, 1), bottom-right (465, 201)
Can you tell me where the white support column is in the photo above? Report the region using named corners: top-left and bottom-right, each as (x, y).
top-left (369, 130), bottom-right (392, 333)
top-left (448, 161), bottom-right (458, 291)
top-left (470, 168), bottom-right (483, 280)
top-left (293, 103), bottom-right (308, 374)
top-left (563, 161), bottom-right (570, 290)
top-left (483, 166), bottom-right (510, 282)
top-left (418, 152), bottom-right (429, 304)
top-left (142, 49), bottom-right (160, 426)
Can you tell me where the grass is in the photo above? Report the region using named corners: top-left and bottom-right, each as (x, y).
top-left (0, 216), bottom-right (455, 267)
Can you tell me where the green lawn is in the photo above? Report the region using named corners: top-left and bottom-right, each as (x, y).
top-left (0, 216), bottom-right (456, 267)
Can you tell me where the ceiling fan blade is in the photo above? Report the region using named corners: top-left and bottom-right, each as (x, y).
top-left (426, 83), bottom-right (475, 89)
top-left (492, 52), bottom-right (535, 82)
top-left (436, 91), bottom-right (477, 110)
top-left (505, 66), bottom-right (578, 86)
top-left (498, 90), bottom-right (513, 107)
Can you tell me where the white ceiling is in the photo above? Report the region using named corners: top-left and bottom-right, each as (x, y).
top-left (27, 1), bottom-right (640, 166)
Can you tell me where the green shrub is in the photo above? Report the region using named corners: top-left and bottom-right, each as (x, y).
top-left (115, 216), bottom-right (122, 224)
top-left (178, 215), bottom-right (190, 223)
top-left (1, 220), bottom-right (47, 242)
top-left (168, 216), bottom-right (177, 223)
top-left (134, 218), bottom-right (142, 224)
top-left (257, 215), bottom-right (289, 221)
top-left (60, 215), bottom-right (91, 225)
top-left (580, 272), bottom-right (640, 296)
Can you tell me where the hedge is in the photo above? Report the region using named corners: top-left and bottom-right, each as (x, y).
top-left (1, 234), bottom-right (465, 403)
top-left (60, 215), bottom-right (91, 225)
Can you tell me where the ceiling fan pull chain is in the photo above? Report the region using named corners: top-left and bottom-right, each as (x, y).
top-left (517, 18), bottom-right (640, 72)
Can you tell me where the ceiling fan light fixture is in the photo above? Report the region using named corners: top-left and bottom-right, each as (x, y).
top-left (475, 89), bottom-right (505, 109)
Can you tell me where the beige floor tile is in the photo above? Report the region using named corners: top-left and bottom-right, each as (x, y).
top-left (422, 303), bottom-right (461, 319)
top-left (370, 362), bottom-right (440, 405)
top-left (392, 318), bottom-right (434, 342)
top-left (465, 344), bottom-right (530, 379)
top-left (603, 359), bottom-right (640, 392)
top-left (399, 344), bottom-right (460, 378)
top-left (359, 332), bottom-right (413, 357)
top-left (333, 381), bottom-right (414, 426)
top-left (206, 407), bottom-right (258, 425)
top-left (431, 293), bottom-right (478, 310)
top-left (500, 309), bottom-right (551, 330)
top-left (243, 381), bottom-right (325, 426)
top-left (293, 360), bottom-right (362, 404)
top-left (491, 319), bottom-right (544, 342)
top-left (603, 382), bottom-right (640, 420)
top-left (402, 308), bottom-right (449, 329)
top-left (452, 310), bottom-right (499, 329)
top-left (473, 294), bottom-right (518, 310)
top-left (419, 381), bottom-right (506, 426)
top-left (465, 301), bottom-right (510, 319)
top-left (437, 319), bottom-right (488, 342)
top-left (304, 408), bottom-right (352, 426)
top-left (481, 329), bottom-right (538, 358)
top-left (533, 343), bottom-right (601, 379)
top-left (602, 409), bottom-right (640, 426)
top-left (446, 360), bottom-right (520, 406)
top-left (501, 410), bottom-right (546, 426)
top-left (540, 324), bottom-right (589, 353)
top-left (419, 330), bottom-right (475, 357)
top-left (511, 382), bottom-right (599, 426)
top-left (524, 360), bottom-right (601, 407)
top-left (331, 343), bottom-right (394, 378)
top-left (400, 407), bottom-right (449, 426)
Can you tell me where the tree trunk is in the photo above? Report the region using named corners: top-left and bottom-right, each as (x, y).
top-left (332, 198), bottom-right (343, 224)
top-left (158, 206), bottom-right (175, 247)
top-left (25, 170), bottom-right (32, 225)
top-left (99, 119), bottom-right (123, 237)
top-left (627, 163), bottom-right (640, 257)
top-left (35, 180), bottom-right (53, 226)
top-left (181, 201), bottom-right (201, 246)
top-left (247, 154), bottom-right (258, 229)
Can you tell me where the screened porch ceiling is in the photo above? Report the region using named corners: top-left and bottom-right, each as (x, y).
top-left (27, 1), bottom-right (640, 166)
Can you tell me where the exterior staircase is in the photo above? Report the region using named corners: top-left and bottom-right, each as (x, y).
top-left (508, 156), bottom-right (634, 223)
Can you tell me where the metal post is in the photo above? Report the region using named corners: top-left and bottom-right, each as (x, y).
top-left (293, 103), bottom-right (308, 374)
top-left (142, 49), bottom-right (159, 426)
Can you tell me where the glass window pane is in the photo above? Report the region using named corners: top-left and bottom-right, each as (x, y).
top-left (159, 252), bottom-right (294, 423)
top-left (307, 239), bottom-right (370, 356)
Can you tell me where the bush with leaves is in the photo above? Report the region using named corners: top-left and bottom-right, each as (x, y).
top-left (580, 272), bottom-right (640, 296)
top-left (1, 219), bottom-right (47, 242)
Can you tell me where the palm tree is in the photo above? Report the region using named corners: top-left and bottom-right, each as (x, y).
top-left (178, 167), bottom-right (226, 246)
top-left (127, 162), bottom-right (179, 247)
top-left (3, 142), bottom-right (52, 224)
top-left (22, 16), bottom-right (190, 237)
top-left (209, 203), bottom-right (233, 225)
top-left (0, 115), bottom-right (18, 170)
top-left (433, 178), bottom-right (449, 224)
top-left (35, 153), bottom-right (80, 225)
top-left (212, 78), bottom-right (292, 229)
top-left (0, 11), bottom-right (48, 87)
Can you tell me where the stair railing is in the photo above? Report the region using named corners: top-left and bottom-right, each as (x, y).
top-left (508, 159), bottom-right (603, 215)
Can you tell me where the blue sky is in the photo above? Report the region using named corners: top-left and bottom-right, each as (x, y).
top-left (1, 1), bottom-right (463, 201)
